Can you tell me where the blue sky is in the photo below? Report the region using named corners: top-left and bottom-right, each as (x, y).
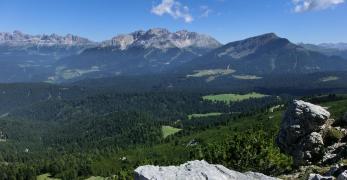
top-left (0, 0), bottom-right (346, 44)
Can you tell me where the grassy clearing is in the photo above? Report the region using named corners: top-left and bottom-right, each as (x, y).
top-left (203, 92), bottom-right (267, 104)
top-left (188, 112), bottom-right (223, 120)
top-left (162, 126), bottom-right (182, 138)
top-left (320, 98), bottom-right (347, 119)
top-left (37, 173), bottom-right (60, 180)
top-left (187, 69), bottom-right (235, 78)
top-left (85, 176), bottom-right (107, 180)
top-left (232, 75), bottom-right (262, 80)
top-left (320, 76), bottom-right (339, 82)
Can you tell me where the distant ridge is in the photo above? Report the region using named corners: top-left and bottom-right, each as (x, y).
top-left (180, 33), bottom-right (347, 75)
top-left (101, 28), bottom-right (221, 50)
top-left (53, 28), bottom-right (222, 82)
top-left (0, 29), bottom-right (347, 83)
top-left (0, 30), bottom-right (95, 46)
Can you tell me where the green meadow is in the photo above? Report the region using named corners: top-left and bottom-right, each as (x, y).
top-left (162, 126), bottom-right (182, 138)
top-left (202, 92), bottom-right (267, 104)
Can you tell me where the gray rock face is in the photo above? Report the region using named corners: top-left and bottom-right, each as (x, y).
top-left (134, 160), bottom-right (277, 180)
top-left (308, 173), bottom-right (334, 180)
top-left (102, 28), bottom-right (221, 50)
top-left (338, 170), bottom-right (347, 180)
top-left (0, 31), bottom-right (94, 46)
top-left (277, 100), bottom-right (333, 166)
top-left (322, 142), bottom-right (347, 164)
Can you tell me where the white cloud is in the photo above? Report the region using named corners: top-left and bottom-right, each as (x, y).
top-left (151, 0), bottom-right (193, 23)
top-left (200, 5), bottom-right (213, 17)
top-left (292, 0), bottom-right (345, 12)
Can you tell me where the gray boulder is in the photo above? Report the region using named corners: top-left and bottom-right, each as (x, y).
top-left (308, 173), bottom-right (334, 180)
top-left (338, 170), bottom-right (347, 180)
top-left (322, 142), bottom-right (347, 164)
top-left (134, 160), bottom-right (278, 180)
top-left (277, 100), bottom-right (332, 166)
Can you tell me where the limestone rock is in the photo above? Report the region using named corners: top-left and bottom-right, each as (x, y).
top-left (324, 164), bottom-right (347, 177)
top-left (308, 173), bottom-right (334, 180)
top-left (324, 164), bottom-right (341, 176)
top-left (277, 100), bottom-right (332, 166)
top-left (322, 143), bottom-right (347, 164)
top-left (338, 170), bottom-right (347, 180)
top-left (309, 173), bottom-right (334, 180)
top-left (134, 160), bottom-right (278, 180)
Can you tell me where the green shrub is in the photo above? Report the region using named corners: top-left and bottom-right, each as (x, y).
top-left (189, 129), bottom-right (292, 176)
top-left (324, 127), bottom-right (344, 145)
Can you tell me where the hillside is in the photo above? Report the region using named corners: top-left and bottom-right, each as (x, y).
top-left (299, 43), bottom-right (347, 59)
top-left (1, 74), bottom-right (347, 179)
top-left (67, 95), bottom-right (347, 179)
top-left (181, 33), bottom-right (347, 77)
top-left (0, 86), bottom-right (282, 179)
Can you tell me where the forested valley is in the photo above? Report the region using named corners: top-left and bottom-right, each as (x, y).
top-left (0, 69), bottom-right (347, 180)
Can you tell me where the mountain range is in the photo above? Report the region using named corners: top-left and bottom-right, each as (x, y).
top-left (0, 31), bottom-right (95, 57)
top-left (182, 33), bottom-right (347, 78)
top-left (0, 30), bottom-right (94, 46)
top-left (0, 31), bottom-right (97, 82)
top-left (0, 29), bottom-right (347, 83)
top-left (53, 28), bottom-right (221, 82)
top-left (299, 43), bottom-right (347, 59)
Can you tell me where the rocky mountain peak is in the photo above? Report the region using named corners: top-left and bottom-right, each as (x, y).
top-left (0, 31), bottom-right (94, 46)
top-left (216, 33), bottom-right (288, 59)
top-left (103, 28), bottom-right (221, 50)
top-left (256, 33), bottom-right (278, 40)
top-left (234, 33), bottom-right (281, 47)
top-left (109, 34), bottom-right (135, 50)
top-left (146, 28), bottom-right (170, 36)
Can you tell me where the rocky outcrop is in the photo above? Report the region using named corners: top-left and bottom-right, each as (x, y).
top-left (134, 160), bottom-right (277, 180)
top-left (277, 100), bottom-right (347, 166)
top-left (281, 163), bottom-right (347, 180)
top-left (277, 100), bottom-right (333, 166)
top-left (338, 170), bottom-right (347, 180)
top-left (308, 173), bottom-right (333, 180)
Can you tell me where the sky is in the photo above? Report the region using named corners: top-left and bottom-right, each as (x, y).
top-left (0, 0), bottom-right (346, 44)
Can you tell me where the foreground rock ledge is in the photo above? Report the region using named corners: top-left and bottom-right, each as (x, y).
top-left (134, 160), bottom-right (277, 180)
